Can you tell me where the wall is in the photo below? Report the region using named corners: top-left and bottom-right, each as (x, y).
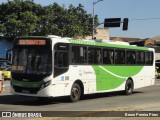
top-left (85, 28), bottom-right (109, 40)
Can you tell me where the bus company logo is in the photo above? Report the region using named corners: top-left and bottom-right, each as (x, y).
top-left (2, 112), bottom-right (11, 117)
top-left (83, 71), bottom-right (94, 75)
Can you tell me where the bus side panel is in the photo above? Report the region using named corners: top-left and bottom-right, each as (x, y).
top-left (54, 82), bottom-right (65, 97)
top-left (54, 65), bottom-right (97, 96)
top-left (95, 65), bottom-right (154, 92)
top-left (130, 66), bottom-right (155, 89)
top-left (92, 65), bottom-right (144, 92)
top-left (143, 66), bottom-right (155, 86)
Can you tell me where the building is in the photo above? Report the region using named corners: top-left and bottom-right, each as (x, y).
top-left (85, 28), bottom-right (109, 40)
top-left (129, 38), bottom-right (160, 61)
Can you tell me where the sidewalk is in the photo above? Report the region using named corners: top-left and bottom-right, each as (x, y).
top-left (0, 80), bottom-right (11, 95)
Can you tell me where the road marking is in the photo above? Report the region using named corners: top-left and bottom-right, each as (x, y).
top-left (97, 106), bottom-right (133, 111)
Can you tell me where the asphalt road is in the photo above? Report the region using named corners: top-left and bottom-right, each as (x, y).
top-left (0, 81), bottom-right (160, 119)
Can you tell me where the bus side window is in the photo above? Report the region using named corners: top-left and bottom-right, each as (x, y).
top-left (54, 43), bottom-right (69, 77)
top-left (71, 46), bottom-right (87, 64)
top-left (54, 52), bottom-right (69, 68)
top-left (145, 52), bottom-right (153, 65)
top-left (115, 49), bottom-right (125, 64)
top-left (103, 49), bottom-right (114, 64)
top-left (96, 49), bottom-right (102, 64)
top-left (127, 51), bottom-right (136, 64)
top-left (54, 52), bottom-right (59, 67)
top-left (110, 50), bottom-right (114, 64)
top-left (88, 48), bottom-right (94, 64)
top-left (88, 47), bottom-right (101, 64)
top-left (136, 51), bottom-right (145, 65)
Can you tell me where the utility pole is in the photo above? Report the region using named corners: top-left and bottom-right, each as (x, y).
top-left (92, 0), bottom-right (103, 39)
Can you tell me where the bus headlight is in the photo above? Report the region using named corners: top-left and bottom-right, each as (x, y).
top-left (40, 80), bottom-right (51, 90)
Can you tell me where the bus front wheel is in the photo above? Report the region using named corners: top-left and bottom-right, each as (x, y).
top-left (125, 79), bottom-right (133, 95)
top-left (70, 83), bottom-right (81, 102)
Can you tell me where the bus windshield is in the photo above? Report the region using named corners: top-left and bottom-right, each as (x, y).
top-left (12, 48), bottom-right (52, 75)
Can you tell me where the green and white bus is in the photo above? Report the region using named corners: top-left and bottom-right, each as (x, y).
top-left (10, 35), bottom-right (155, 102)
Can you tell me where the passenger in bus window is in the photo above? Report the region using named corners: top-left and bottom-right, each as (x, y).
top-left (97, 50), bottom-right (101, 64)
top-left (127, 53), bottom-right (135, 64)
top-left (110, 51), bottom-right (114, 64)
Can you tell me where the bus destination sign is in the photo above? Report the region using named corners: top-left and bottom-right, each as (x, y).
top-left (18, 39), bottom-right (46, 45)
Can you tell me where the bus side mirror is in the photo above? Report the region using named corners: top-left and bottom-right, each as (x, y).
top-left (6, 49), bottom-right (12, 65)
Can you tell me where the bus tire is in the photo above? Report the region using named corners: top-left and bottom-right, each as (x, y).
top-left (125, 79), bottom-right (133, 95)
top-left (70, 83), bottom-right (81, 102)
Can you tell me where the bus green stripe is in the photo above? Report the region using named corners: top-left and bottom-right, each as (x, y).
top-left (68, 39), bottom-right (149, 51)
top-left (92, 65), bottom-right (143, 91)
top-left (12, 79), bottom-right (43, 88)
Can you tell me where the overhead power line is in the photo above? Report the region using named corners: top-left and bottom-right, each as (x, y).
top-left (99, 18), bottom-right (160, 24)
top-left (130, 18), bottom-right (160, 22)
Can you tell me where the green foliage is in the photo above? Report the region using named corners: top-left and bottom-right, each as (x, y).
top-left (0, 0), bottom-right (99, 39)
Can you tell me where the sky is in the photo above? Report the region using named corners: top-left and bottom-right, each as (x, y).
top-left (1, 0), bottom-right (160, 39)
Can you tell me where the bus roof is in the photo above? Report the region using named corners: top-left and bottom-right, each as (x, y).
top-left (68, 39), bottom-right (152, 51)
top-left (16, 35), bottom-right (154, 51)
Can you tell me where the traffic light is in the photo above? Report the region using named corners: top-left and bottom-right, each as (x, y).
top-left (123, 18), bottom-right (129, 30)
top-left (104, 18), bottom-right (121, 27)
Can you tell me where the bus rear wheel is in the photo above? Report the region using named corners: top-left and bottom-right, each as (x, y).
top-left (70, 83), bottom-right (81, 102)
top-left (125, 79), bottom-right (133, 95)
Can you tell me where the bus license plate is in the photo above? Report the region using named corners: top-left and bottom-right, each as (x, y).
top-left (22, 90), bottom-right (30, 94)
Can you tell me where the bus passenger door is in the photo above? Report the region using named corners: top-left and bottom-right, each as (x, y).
top-left (54, 43), bottom-right (69, 96)
top-left (54, 82), bottom-right (65, 96)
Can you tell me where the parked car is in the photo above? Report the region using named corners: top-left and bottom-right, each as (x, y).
top-left (0, 66), bottom-right (11, 80)
top-left (155, 60), bottom-right (160, 78)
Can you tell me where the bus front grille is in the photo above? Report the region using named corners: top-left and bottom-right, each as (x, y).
top-left (13, 85), bottom-right (40, 94)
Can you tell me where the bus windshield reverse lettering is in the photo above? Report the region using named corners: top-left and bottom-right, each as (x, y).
top-left (18, 39), bottom-right (46, 45)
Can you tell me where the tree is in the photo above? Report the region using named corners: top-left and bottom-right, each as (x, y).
top-left (39, 3), bottom-right (66, 36)
top-left (0, 0), bottom-right (42, 38)
top-left (0, 0), bottom-right (99, 39)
